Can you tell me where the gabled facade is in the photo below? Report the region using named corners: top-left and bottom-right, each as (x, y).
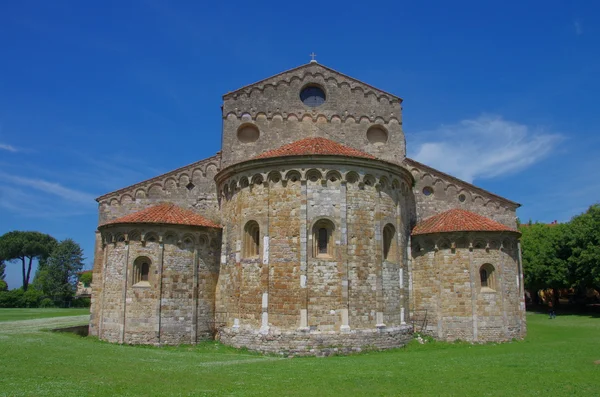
top-left (89, 62), bottom-right (526, 355)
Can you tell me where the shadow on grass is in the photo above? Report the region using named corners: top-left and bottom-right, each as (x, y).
top-left (526, 303), bottom-right (600, 318)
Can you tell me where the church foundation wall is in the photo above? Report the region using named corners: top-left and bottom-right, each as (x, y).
top-left (218, 326), bottom-right (412, 356)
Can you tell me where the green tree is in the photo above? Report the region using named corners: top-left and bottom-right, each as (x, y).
top-left (565, 204), bottom-right (600, 291)
top-left (0, 260), bottom-right (7, 291)
top-left (0, 231), bottom-right (57, 291)
top-left (520, 222), bottom-right (570, 303)
top-left (79, 271), bottom-right (93, 287)
top-left (35, 239), bottom-right (85, 306)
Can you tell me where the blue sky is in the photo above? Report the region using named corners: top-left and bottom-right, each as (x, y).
top-left (1, 0), bottom-right (599, 289)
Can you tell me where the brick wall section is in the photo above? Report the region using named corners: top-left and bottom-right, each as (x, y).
top-left (216, 159), bottom-right (414, 351)
top-left (410, 232), bottom-right (526, 342)
top-left (91, 224), bottom-right (220, 345)
top-left (96, 154), bottom-right (221, 225)
top-left (221, 63), bottom-right (405, 168)
top-left (89, 231), bottom-right (104, 337)
top-left (405, 158), bottom-right (519, 228)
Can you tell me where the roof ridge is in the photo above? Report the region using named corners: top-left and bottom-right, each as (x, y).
top-left (96, 153), bottom-right (221, 202)
top-left (412, 208), bottom-right (518, 236)
top-left (252, 136), bottom-right (376, 160)
top-left (223, 62), bottom-right (401, 101)
top-left (100, 202), bottom-right (221, 229)
top-left (404, 158), bottom-right (520, 207)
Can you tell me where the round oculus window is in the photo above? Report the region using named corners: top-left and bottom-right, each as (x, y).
top-left (300, 85), bottom-right (326, 107)
top-left (237, 124), bottom-right (260, 143)
top-left (423, 186), bottom-right (433, 196)
top-left (366, 126), bottom-right (388, 145)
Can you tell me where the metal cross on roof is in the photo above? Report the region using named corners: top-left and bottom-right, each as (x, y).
top-left (309, 52), bottom-right (317, 62)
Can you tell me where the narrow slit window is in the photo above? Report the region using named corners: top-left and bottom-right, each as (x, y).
top-left (318, 228), bottom-right (328, 254)
top-left (141, 263), bottom-right (149, 281)
top-left (244, 221), bottom-right (260, 258)
top-left (312, 219), bottom-right (335, 258)
top-left (480, 268), bottom-right (488, 287)
top-left (133, 257), bottom-right (151, 286)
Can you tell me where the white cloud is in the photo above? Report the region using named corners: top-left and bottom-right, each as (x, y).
top-left (0, 172), bottom-right (96, 205)
top-left (0, 143), bottom-right (17, 152)
top-left (574, 19), bottom-right (583, 35)
top-left (408, 115), bottom-right (562, 183)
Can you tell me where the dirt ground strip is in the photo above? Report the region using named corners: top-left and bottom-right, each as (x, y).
top-left (0, 315), bottom-right (90, 334)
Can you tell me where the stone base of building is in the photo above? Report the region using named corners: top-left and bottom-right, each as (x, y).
top-left (217, 325), bottom-right (413, 356)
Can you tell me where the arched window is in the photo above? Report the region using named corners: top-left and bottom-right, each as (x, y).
top-left (133, 256), bottom-right (151, 286)
top-left (244, 221), bottom-right (260, 258)
top-left (313, 219), bottom-right (335, 258)
top-left (383, 224), bottom-right (397, 261)
top-left (480, 263), bottom-right (496, 290)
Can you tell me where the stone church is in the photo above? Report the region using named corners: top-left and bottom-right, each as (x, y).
top-left (89, 61), bottom-right (526, 355)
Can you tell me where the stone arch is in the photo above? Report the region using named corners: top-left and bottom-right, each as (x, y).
top-left (311, 218), bottom-right (336, 258)
top-left (102, 232), bottom-right (113, 245)
top-left (205, 163), bottom-right (219, 177)
top-left (164, 177), bottom-right (178, 191)
top-left (164, 231), bottom-right (178, 245)
top-left (239, 176), bottom-right (249, 189)
top-left (178, 173), bottom-right (190, 187)
top-left (345, 171), bottom-right (360, 184)
top-left (306, 169), bottom-right (322, 183)
top-left (132, 256), bottom-right (152, 285)
top-left (121, 194), bottom-right (134, 204)
top-left (135, 189), bottom-right (146, 199)
top-left (267, 170), bottom-right (282, 184)
top-left (144, 232), bottom-right (159, 244)
top-left (479, 263), bottom-right (496, 290)
top-left (363, 174), bottom-right (376, 187)
top-left (243, 220), bottom-right (260, 258)
top-left (147, 183), bottom-right (164, 198)
top-left (251, 174), bottom-right (264, 185)
top-left (489, 240), bottom-right (501, 250)
top-left (379, 176), bottom-right (390, 190)
top-left (114, 233), bottom-right (126, 243)
top-left (229, 179), bottom-right (238, 193)
top-left (473, 238), bottom-right (487, 249)
top-left (284, 170), bottom-right (302, 183)
top-left (457, 189), bottom-right (471, 203)
top-left (437, 237), bottom-right (452, 250)
top-left (181, 233), bottom-right (196, 250)
top-left (128, 229), bottom-right (141, 242)
top-left (325, 170), bottom-right (342, 183)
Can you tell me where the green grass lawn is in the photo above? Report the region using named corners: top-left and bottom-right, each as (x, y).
top-left (0, 308), bottom-right (90, 322)
top-left (0, 312), bottom-right (599, 396)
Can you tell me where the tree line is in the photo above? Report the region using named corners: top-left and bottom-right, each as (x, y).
top-left (520, 204), bottom-right (600, 305)
top-left (0, 231), bottom-right (89, 308)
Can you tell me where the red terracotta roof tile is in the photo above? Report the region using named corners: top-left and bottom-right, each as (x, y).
top-left (101, 203), bottom-right (221, 229)
top-left (412, 209), bottom-right (517, 235)
top-left (252, 137), bottom-right (376, 160)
